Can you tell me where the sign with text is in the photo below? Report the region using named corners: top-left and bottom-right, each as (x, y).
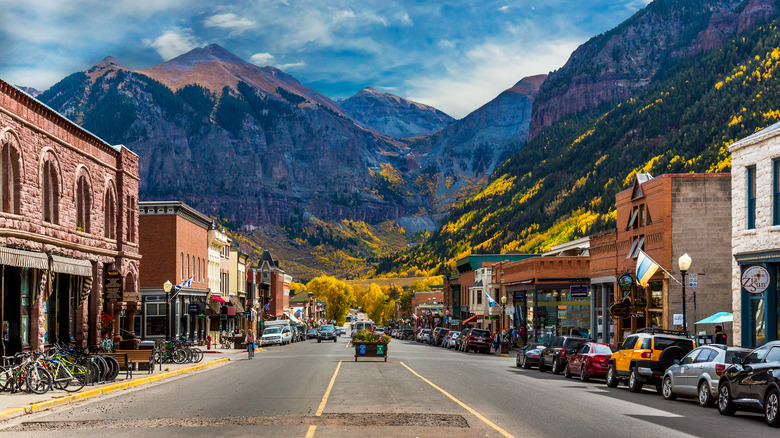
top-left (122, 292), bottom-right (140, 302)
top-left (742, 265), bottom-right (770, 295)
top-left (188, 304), bottom-right (200, 314)
top-left (359, 344), bottom-right (367, 355)
top-left (245, 310), bottom-right (252, 318)
top-left (104, 269), bottom-right (122, 302)
top-left (688, 273), bottom-right (698, 288)
top-left (618, 275), bottom-right (634, 290)
top-left (569, 285), bottom-right (589, 298)
top-left (673, 313), bottom-right (684, 325)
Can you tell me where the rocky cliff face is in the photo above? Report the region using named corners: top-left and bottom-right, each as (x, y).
top-left (38, 45), bottom-right (424, 227)
top-left (408, 74), bottom-right (546, 216)
top-left (529, 0), bottom-right (778, 139)
top-left (337, 87), bottom-right (454, 139)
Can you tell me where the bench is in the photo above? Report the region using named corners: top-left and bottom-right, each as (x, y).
top-left (105, 350), bottom-right (154, 379)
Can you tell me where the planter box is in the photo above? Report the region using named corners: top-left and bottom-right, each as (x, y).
top-left (353, 341), bottom-right (388, 362)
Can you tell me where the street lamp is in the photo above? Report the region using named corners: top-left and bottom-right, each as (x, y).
top-left (678, 253), bottom-right (692, 332)
top-left (500, 295), bottom-right (507, 333)
top-left (163, 280), bottom-right (173, 341)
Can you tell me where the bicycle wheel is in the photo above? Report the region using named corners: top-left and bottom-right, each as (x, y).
top-left (25, 364), bottom-right (52, 394)
top-left (192, 348), bottom-right (204, 363)
top-left (53, 364), bottom-right (70, 391)
top-left (84, 359), bottom-right (100, 385)
top-left (185, 348), bottom-right (194, 363)
top-left (0, 366), bottom-right (12, 392)
top-left (172, 349), bottom-right (187, 364)
top-left (103, 356), bottom-right (120, 381)
top-left (62, 364), bottom-right (87, 392)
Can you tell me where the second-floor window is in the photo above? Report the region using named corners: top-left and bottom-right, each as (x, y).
top-left (747, 166), bottom-right (756, 229)
top-left (42, 159), bottom-right (59, 224)
top-left (104, 186), bottom-right (116, 239)
top-left (1, 142), bottom-right (21, 214)
top-left (76, 174), bottom-right (91, 233)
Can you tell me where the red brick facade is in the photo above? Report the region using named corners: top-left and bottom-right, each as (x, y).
top-left (0, 80), bottom-right (140, 351)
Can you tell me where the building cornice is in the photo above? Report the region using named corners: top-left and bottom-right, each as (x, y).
top-left (0, 228), bottom-right (141, 260)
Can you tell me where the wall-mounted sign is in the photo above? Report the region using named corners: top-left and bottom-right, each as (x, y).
top-left (629, 312), bottom-right (645, 318)
top-left (104, 269), bottom-right (122, 302)
top-left (618, 275), bottom-right (634, 290)
top-left (688, 273), bottom-right (698, 288)
top-left (742, 265), bottom-right (770, 295)
top-left (570, 285), bottom-right (588, 298)
top-left (188, 304), bottom-right (200, 314)
top-left (673, 313), bottom-right (683, 325)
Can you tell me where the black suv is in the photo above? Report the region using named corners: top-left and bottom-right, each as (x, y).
top-left (718, 340), bottom-right (780, 427)
top-left (539, 336), bottom-right (589, 374)
top-left (317, 325), bottom-right (337, 343)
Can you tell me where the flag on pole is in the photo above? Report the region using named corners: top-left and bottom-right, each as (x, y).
top-left (636, 250), bottom-right (660, 287)
top-left (485, 290), bottom-right (497, 307)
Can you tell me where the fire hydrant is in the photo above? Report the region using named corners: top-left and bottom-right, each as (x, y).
top-left (207, 334), bottom-right (212, 350)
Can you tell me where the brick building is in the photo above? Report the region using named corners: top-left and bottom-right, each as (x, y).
top-left (138, 201), bottom-right (210, 342)
top-left (0, 80), bottom-right (140, 354)
top-left (252, 250), bottom-right (291, 321)
top-left (729, 124), bottom-right (780, 347)
top-left (411, 287), bottom-right (444, 328)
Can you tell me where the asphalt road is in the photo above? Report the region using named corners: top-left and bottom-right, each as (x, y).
top-left (0, 334), bottom-right (771, 437)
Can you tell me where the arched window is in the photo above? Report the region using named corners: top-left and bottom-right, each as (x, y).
top-left (126, 195), bottom-right (136, 242)
top-left (104, 185), bottom-right (116, 239)
top-left (180, 252), bottom-right (184, 279)
top-left (187, 255), bottom-right (190, 278)
top-left (42, 158), bottom-right (59, 224)
top-left (76, 174), bottom-right (91, 233)
top-left (0, 139), bottom-right (21, 214)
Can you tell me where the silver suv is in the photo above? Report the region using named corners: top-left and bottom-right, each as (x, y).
top-left (662, 344), bottom-right (751, 406)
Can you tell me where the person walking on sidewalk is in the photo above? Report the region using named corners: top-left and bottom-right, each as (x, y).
top-left (246, 329), bottom-right (256, 360)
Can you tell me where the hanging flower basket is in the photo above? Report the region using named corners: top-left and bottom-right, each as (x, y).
top-left (100, 311), bottom-right (114, 337)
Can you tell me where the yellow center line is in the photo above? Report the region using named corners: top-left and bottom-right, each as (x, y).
top-left (316, 360), bottom-right (342, 416)
top-left (305, 425), bottom-right (317, 438)
top-left (400, 361), bottom-right (514, 438)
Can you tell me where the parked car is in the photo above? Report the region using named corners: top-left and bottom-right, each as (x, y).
top-left (662, 344), bottom-right (751, 406)
top-left (375, 327), bottom-right (385, 335)
top-left (435, 329), bottom-right (450, 346)
top-left (464, 328), bottom-right (492, 354)
top-left (307, 329), bottom-right (318, 339)
top-left (431, 327), bottom-right (443, 344)
top-left (606, 328), bottom-right (695, 393)
top-left (338, 326), bottom-right (346, 336)
top-left (457, 328), bottom-right (472, 351)
top-left (417, 329), bottom-right (431, 343)
top-left (718, 340), bottom-right (780, 427)
top-left (440, 331), bottom-right (454, 348)
top-left (281, 326), bottom-right (293, 345)
top-left (539, 336), bottom-right (589, 374)
top-left (516, 343), bottom-right (546, 369)
top-left (564, 342), bottom-right (615, 381)
top-left (447, 332), bottom-right (460, 349)
top-left (317, 324), bottom-right (338, 343)
top-left (260, 326), bottom-right (285, 346)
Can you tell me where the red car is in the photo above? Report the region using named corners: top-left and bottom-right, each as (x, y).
top-left (564, 342), bottom-right (615, 381)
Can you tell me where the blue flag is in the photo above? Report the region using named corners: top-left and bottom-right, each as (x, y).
top-left (485, 290), bottom-right (497, 307)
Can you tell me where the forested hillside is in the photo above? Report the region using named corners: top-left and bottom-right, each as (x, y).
top-left (378, 17), bottom-right (780, 275)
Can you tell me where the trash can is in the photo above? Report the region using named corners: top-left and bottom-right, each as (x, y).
top-left (500, 339), bottom-right (510, 354)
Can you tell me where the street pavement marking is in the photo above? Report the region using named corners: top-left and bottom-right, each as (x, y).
top-left (315, 360), bottom-right (342, 417)
top-left (305, 425), bottom-right (317, 438)
top-left (400, 361), bottom-right (514, 438)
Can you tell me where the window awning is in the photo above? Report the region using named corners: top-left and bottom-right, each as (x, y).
top-left (50, 254), bottom-right (92, 276)
top-left (0, 246), bottom-right (48, 270)
top-left (462, 315), bottom-right (478, 325)
top-left (211, 295), bottom-right (226, 303)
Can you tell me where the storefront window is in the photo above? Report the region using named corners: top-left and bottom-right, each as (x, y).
top-left (750, 297), bottom-right (766, 346)
top-left (20, 268), bottom-right (30, 346)
top-left (650, 281), bottom-right (663, 309)
top-left (145, 302), bottom-right (166, 337)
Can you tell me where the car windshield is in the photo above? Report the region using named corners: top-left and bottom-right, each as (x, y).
top-left (653, 337), bottom-right (694, 351)
top-left (320, 325), bottom-right (334, 331)
top-left (264, 327), bottom-right (281, 334)
top-left (471, 329), bottom-right (490, 337)
top-left (592, 344), bottom-right (613, 355)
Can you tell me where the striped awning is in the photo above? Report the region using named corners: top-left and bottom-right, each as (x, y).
top-left (50, 254), bottom-right (92, 277)
top-left (0, 246), bottom-right (48, 270)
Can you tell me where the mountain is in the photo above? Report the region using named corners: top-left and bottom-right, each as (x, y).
top-left (37, 44), bottom-right (425, 230)
top-left (337, 87), bottom-right (454, 139)
top-left (377, 0), bottom-right (780, 275)
top-left (405, 75), bottom-right (546, 217)
top-left (528, 0), bottom-right (778, 139)
top-left (15, 86), bottom-right (41, 97)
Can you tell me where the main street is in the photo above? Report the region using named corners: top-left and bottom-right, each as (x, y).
top-left (0, 334), bottom-right (770, 437)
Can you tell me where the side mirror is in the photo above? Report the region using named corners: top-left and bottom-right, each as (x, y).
top-left (673, 359), bottom-right (680, 365)
top-left (731, 357), bottom-right (742, 365)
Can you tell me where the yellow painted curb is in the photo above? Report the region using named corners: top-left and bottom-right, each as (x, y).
top-left (500, 354), bottom-right (509, 357)
top-left (3, 357), bottom-right (230, 422)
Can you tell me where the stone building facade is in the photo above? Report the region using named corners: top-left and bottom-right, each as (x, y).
top-left (0, 80), bottom-right (140, 354)
top-left (729, 123), bottom-right (780, 347)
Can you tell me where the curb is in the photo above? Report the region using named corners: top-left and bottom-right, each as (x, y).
top-left (0, 357), bottom-right (231, 421)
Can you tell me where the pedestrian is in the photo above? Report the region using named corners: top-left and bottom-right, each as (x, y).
top-left (493, 331), bottom-right (500, 352)
top-left (246, 329), bottom-right (256, 360)
top-left (714, 325), bottom-right (727, 344)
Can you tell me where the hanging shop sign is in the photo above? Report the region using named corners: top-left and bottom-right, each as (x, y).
top-left (618, 275), bottom-right (634, 290)
top-left (104, 269), bottom-right (122, 302)
top-left (741, 265), bottom-right (771, 295)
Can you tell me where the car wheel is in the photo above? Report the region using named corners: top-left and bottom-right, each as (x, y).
top-left (552, 358), bottom-right (561, 375)
top-left (580, 365), bottom-right (589, 382)
top-left (516, 355), bottom-right (521, 368)
top-left (564, 363), bottom-right (572, 378)
top-left (628, 368), bottom-right (643, 393)
top-left (765, 388), bottom-right (780, 427)
top-left (699, 381), bottom-right (714, 407)
top-left (717, 382), bottom-right (737, 416)
top-left (523, 356), bottom-right (531, 369)
top-left (334, 338), bottom-right (337, 343)
top-left (606, 364), bottom-right (618, 388)
top-left (539, 358), bottom-right (547, 372)
top-left (317, 339), bottom-right (321, 343)
top-left (662, 376), bottom-right (677, 400)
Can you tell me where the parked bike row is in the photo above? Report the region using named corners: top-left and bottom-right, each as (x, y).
top-left (153, 339), bottom-right (204, 365)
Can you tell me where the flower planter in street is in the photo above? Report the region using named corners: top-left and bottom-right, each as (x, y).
top-left (353, 341), bottom-right (388, 362)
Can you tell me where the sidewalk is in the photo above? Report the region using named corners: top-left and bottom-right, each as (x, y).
top-left (0, 346), bottom-right (258, 421)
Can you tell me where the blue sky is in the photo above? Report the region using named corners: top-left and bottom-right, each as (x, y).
top-left (0, 0), bottom-right (651, 118)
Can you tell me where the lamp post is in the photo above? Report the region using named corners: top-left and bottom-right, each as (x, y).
top-left (678, 253), bottom-right (692, 332)
top-left (500, 295), bottom-right (508, 354)
top-left (163, 280), bottom-right (172, 341)
top-left (500, 295), bottom-right (507, 332)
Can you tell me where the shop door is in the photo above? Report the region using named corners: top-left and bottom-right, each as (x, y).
top-left (749, 296), bottom-right (766, 347)
top-left (3, 266), bottom-right (22, 355)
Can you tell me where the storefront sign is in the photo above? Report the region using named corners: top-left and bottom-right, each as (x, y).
top-left (104, 269), bottom-right (122, 302)
top-left (673, 313), bottom-right (683, 325)
top-left (188, 304), bottom-right (200, 314)
top-left (741, 265), bottom-right (770, 295)
top-left (122, 292), bottom-right (140, 302)
top-left (629, 312), bottom-right (645, 318)
top-left (609, 297), bottom-right (631, 318)
top-left (244, 310), bottom-right (252, 318)
top-left (618, 275), bottom-right (634, 290)
top-left (570, 285), bottom-right (588, 298)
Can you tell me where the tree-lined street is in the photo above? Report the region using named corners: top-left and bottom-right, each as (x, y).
top-left (0, 333), bottom-right (770, 437)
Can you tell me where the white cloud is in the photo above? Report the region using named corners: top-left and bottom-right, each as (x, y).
top-left (249, 53), bottom-right (275, 65)
top-left (278, 61), bottom-right (306, 69)
top-left (149, 29), bottom-right (202, 60)
top-left (396, 12), bottom-right (413, 26)
top-left (204, 13), bottom-right (255, 30)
